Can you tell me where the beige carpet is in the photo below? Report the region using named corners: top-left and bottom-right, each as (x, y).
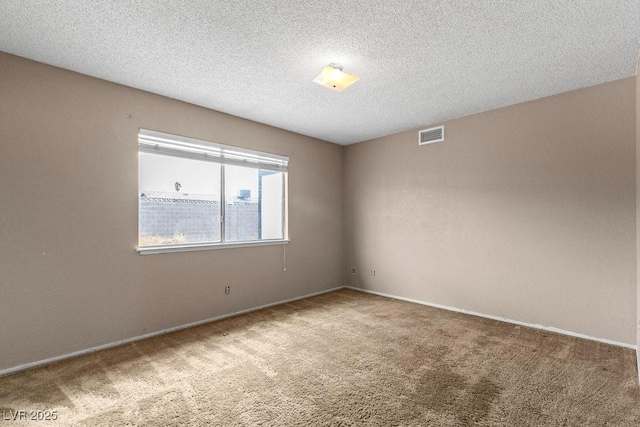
top-left (1, 289), bottom-right (639, 426)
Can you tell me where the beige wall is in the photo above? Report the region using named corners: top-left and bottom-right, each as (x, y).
top-left (345, 77), bottom-right (637, 345)
top-left (0, 52), bottom-right (345, 372)
top-left (637, 56), bottom-right (640, 352)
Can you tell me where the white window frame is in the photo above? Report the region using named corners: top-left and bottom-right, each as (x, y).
top-left (137, 129), bottom-right (289, 255)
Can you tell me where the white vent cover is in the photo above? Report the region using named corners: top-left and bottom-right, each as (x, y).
top-left (418, 125), bottom-right (444, 145)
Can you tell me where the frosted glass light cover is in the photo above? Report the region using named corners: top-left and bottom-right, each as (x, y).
top-left (313, 66), bottom-right (360, 91)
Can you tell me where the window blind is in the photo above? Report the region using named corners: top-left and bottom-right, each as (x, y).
top-left (139, 129), bottom-right (288, 172)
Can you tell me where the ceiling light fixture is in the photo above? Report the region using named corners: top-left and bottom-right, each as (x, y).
top-left (313, 63), bottom-right (360, 92)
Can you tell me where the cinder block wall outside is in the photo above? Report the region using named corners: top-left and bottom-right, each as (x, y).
top-left (139, 196), bottom-right (258, 242)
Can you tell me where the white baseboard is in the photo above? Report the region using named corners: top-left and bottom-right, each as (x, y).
top-left (5, 285), bottom-right (634, 378)
top-left (0, 286), bottom-right (345, 378)
top-left (346, 286), bottom-right (636, 350)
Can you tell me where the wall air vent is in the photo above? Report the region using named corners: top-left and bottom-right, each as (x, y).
top-left (418, 125), bottom-right (444, 146)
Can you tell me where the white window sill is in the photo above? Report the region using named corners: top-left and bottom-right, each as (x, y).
top-left (137, 239), bottom-right (290, 255)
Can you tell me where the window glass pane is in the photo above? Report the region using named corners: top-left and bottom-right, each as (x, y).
top-left (224, 165), bottom-right (284, 242)
top-left (139, 153), bottom-right (221, 246)
top-left (260, 171), bottom-right (284, 239)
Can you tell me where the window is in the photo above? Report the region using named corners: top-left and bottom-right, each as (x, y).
top-left (138, 129), bottom-right (288, 253)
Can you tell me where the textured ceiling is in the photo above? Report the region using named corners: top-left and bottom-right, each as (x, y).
top-left (0, 1), bottom-right (638, 145)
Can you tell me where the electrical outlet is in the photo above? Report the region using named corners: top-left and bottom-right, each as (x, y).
top-left (225, 286), bottom-right (230, 295)
top-left (351, 268), bottom-right (356, 275)
top-left (371, 269), bottom-right (376, 276)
